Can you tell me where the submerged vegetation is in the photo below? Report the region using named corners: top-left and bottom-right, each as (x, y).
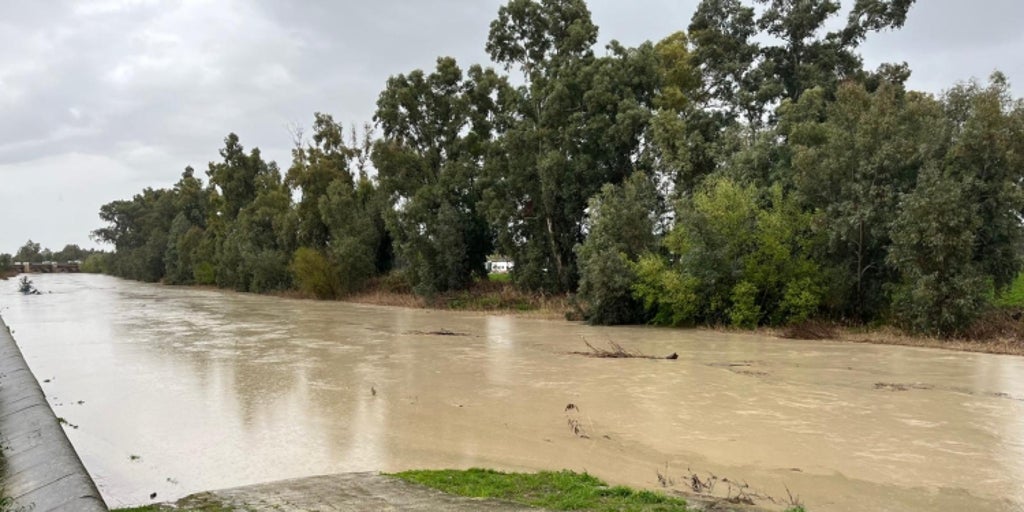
top-left (92, 0), bottom-right (1024, 339)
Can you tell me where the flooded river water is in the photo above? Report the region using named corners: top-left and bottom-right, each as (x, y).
top-left (1, 274), bottom-right (1022, 511)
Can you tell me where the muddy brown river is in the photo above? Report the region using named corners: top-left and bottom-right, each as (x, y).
top-left (1, 274), bottom-right (1022, 511)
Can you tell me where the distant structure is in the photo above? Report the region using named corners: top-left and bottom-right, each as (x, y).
top-left (486, 257), bottom-right (514, 274)
top-left (13, 261), bottom-right (81, 273)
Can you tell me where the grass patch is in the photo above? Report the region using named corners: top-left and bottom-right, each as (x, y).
top-left (392, 468), bottom-right (691, 511)
top-left (996, 273), bottom-right (1024, 307)
top-left (488, 272), bottom-right (512, 283)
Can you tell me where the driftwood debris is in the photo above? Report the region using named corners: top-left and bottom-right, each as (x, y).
top-left (570, 338), bottom-right (678, 360)
top-left (17, 276), bottom-right (41, 295)
top-left (405, 329), bottom-right (470, 337)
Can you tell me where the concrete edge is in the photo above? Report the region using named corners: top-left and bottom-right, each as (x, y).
top-left (0, 314), bottom-right (108, 511)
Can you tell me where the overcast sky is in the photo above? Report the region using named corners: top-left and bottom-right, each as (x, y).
top-left (1, 0), bottom-right (1022, 254)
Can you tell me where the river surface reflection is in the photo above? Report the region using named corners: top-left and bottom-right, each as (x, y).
top-left (1, 274), bottom-right (1022, 511)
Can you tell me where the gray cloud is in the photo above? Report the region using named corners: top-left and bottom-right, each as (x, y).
top-left (1, 0), bottom-right (1020, 253)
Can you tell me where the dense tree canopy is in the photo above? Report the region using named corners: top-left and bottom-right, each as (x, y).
top-left (93, 0), bottom-right (1024, 337)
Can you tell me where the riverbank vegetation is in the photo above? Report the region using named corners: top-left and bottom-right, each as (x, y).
top-left (109, 469), bottom-right (804, 512)
top-left (394, 469), bottom-right (805, 512)
top-left (394, 469), bottom-right (692, 511)
top-left (92, 0), bottom-right (1024, 341)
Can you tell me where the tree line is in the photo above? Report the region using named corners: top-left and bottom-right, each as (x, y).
top-left (1, 240), bottom-right (102, 269)
top-left (92, 0), bottom-right (1024, 337)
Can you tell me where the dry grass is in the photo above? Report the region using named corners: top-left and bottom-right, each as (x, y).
top-left (346, 289), bottom-right (428, 308)
top-left (758, 310), bottom-right (1024, 356)
top-left (346, 279), bottom-right (570, 319)
top-left (778, 320), bottom-right (838, 340)
top-left (831, 326), bottom-right (1024, 356)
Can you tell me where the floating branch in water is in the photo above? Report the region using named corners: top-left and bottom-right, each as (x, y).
top-left (405, 329), bottom-right (470, 336)
top-left (570, 338), bottom-right (677, 360)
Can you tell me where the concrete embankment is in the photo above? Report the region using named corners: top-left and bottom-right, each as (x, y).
top-left (0, 315), bottom-right (107, 511)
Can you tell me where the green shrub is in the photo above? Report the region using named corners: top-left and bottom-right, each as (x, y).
top-left (634, 177), bottom-right (822, 328)
top-left (631, 253), bottom-right (701, 326)
top-left (379, 270), bottom-right (412, 294)
top-left (80, 253), bottom-right (110, 274)
top-left (995, 273), bottom-right (1024, 308)
top-left (576, 173), bottom-right (658, 325)
top-left (290, 247), bottom-right (340, 299)
top-left (729, 281), bottom-right (760, 328)
top-left (192, 261), bottom-right (216, 285)
top-left (781, 277), bottom-right (822, 324)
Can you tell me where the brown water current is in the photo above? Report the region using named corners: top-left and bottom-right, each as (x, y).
top-left (1, 274), bottom-right (1023, 511)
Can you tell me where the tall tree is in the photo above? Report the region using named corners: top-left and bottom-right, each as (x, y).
top-left (888, 165), bottom-right (989, 336)
top-left (206, 133), bottom-right (272, 221)
top-left (483, 0), bottom-right (659, 291)
top-left (688, 0), bottom-right (916, 129)
top-left (942, 73), bottom-right (1024, 292)
top-left (286, 113), bottom-right (355, 250)
top-left (93, 188), bottom-right (176, 282)
top-left (785, 81), bottom-right (946, 319)
top-left (14, 240), bottom-right (43, 263)
top-left (204, 135), bottom-right (296, 292)
top-left (164, 167), bottom-right (210, 284)
top-left (373, 57), bottom-right (504, 294)
top-left (217, 163), bottom-right (296, 292)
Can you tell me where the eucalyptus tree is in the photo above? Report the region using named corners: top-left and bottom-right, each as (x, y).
top-left (164, 166), bottom-right (209, 284)
top-left (284, 114), bottom-right (387, 297)
top-left (216, 163), bottom-right (296, 292)
top-left (885, 73), bottom-right (1024, 334)
top-left (483, 0), bottom-right (660, 292)
top-left (784, 82), bottom-right (947, 319)
top-left (941, 73), bottom-right (1024, 292)
top-left (286, 113), bottom-right (356, 250)
top-left (205, 134), bottom-right (296, 292)
top-left (888, 166), bottom-right (989, 336)
top-left (93, 187), bottom-right (176, 282)
top-left (373, 57), bottom-right (506, 294)
top-left (688, 0), bottom-right (916, 127)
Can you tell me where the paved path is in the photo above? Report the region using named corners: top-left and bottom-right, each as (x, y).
top-left (171, 472), bottom-right (542, 511)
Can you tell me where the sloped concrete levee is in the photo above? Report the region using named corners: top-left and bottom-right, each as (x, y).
top-left (0, 315), bottom-right (107, 511)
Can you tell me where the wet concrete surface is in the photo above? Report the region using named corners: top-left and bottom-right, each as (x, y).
top-left (0, 315), bottom-right (107, 511)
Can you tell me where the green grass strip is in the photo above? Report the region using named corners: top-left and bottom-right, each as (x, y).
top-left (392, 468), bottom-right (692, 511)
